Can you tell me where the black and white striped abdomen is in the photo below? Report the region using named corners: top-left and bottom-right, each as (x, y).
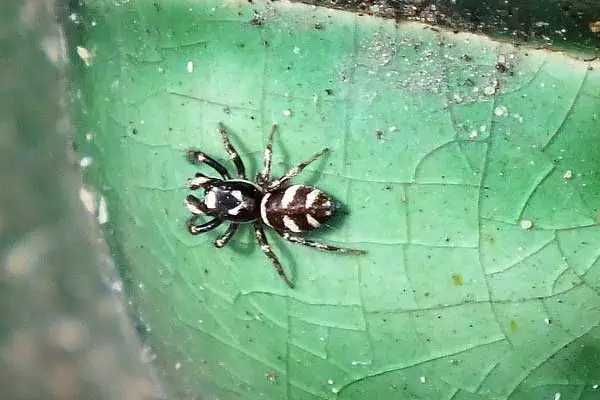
top-left (260, 185), bottom-right (335, 233)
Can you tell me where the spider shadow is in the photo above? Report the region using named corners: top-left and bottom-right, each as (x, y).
top-left (226, 224), bottom-right (299, 284)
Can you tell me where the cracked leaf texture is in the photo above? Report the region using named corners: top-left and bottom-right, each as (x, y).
top-left (74, 0), bottom-right (600, 399)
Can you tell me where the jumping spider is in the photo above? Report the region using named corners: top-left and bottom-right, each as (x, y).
top-left (185, 123), bottom-right (364, 288)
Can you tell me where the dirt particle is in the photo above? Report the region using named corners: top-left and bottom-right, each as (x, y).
top-left (250, 10), bottom-right (264, 26)
top-left (451, 274), bottom-right (463, 286)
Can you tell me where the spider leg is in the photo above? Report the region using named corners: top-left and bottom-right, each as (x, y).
top-left (257, 124), bottom-right (277, 185)
top-left (280, 232), bottom-right (365, 254)
top-left (214, 223), bottom-right (239, 248)
top-left (254, 222), bottom-right (294, 288)
top-left (188, 172), bottom-right (218, 190)
top-left (187, 216), bottom-right (223, 235)
top-left (267, 148), bottom-right (329, 191)
top-left (187, 150), bottom-right (231, 179)
top-left (218, 122), bottom-right (246, 179)
top-left (185, 194), bottom-right (209, 215)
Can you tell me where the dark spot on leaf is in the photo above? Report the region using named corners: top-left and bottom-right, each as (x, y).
top-left (495, 62), bottom-right (508, 73)
top-left (250, 10), bottom-right (264, 26)
top-left (452, 273), bottom-right (463, 286)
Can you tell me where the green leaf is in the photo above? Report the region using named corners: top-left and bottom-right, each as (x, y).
top-left (73, 1), bottom-right (600, 399)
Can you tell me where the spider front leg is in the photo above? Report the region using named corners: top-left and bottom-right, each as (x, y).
top-left (187, 150), bottom-right (231, 179)
top-left (185, 194), bottom-right (209, 215)
top-left (257, 124), bottom-right (278, 186)
top-left (187, 216), bottom-right (223, 235)
top-left (267, 147), bottom-right (329, 191)
top-left (214, 223), bottom-right (239, 248)
top-left (218, 122), bottom-right (247, 179)
top-left (280, 232), bottom-right (365, 254)
top-left (254, 222), bottom-right (294, 288)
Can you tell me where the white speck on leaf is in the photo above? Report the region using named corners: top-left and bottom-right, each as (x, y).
top-left (420, 376), bottom-right (426, 383)
top-left (327, 379), bottom-right (333, 385)
top-left (175, 362), bottom-right (181, 370)
top-left (111, 280), bottom-right (123, 293)
top-left (282, 109), bottom-right (292, 117)
top-left (519, 219), bottom-right (533, 230)
top-left (80, 156), bottom-right (93, 168)
top-left (554, 393), bottom-right (561, 400)
top-left (484, 83), bottom-right (497, 96)
top-left (293, 46), bottom-right (300, 55)
top-left (494, 105), bottom-right (508, 117)
top-left (76, 46), bottom-right (93, 66)
top-left (79, 187), bottom-right (96, 215)
top-left (187, 61), bottom-right (194, 73)
top-left (563, 170), bottom-right (573, 179)
top-left (97, 196), bottom-right (109, 224)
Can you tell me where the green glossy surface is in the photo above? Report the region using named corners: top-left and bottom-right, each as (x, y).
top-left (73, 1), bottom-right (600, 399)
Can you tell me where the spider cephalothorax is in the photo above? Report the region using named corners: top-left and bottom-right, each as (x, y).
top-left (185, 123), bottom-right (364, 288)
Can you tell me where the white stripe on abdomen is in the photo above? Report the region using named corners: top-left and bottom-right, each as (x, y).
top-left (260, 193), bottom-right (273, 227)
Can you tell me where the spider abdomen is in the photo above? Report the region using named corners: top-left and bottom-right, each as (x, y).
top-left (260, 184), bottom-right (335, 233)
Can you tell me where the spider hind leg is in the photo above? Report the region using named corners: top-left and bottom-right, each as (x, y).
top-left (280, 232), bottom-right (365, 254)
